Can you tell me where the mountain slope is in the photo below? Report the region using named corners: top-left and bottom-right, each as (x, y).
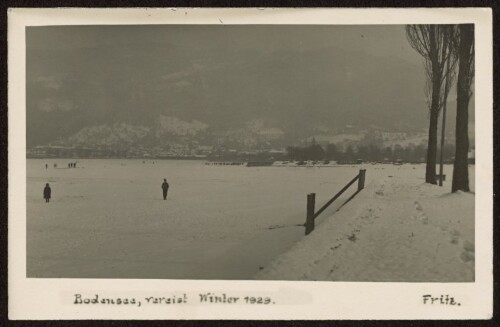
top-left (27, 40), bottom-right (468, 148)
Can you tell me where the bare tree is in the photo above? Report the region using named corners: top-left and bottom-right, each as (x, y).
top-left (452, 24), bottom-right (474, 192)
top-left (439, 33), bottom-right (459, 187)
top-left (406, 25), bottom-right (457, 184)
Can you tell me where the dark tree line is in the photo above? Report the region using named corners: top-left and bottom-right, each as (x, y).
top-left (286, 142), bottom-right (455, 164)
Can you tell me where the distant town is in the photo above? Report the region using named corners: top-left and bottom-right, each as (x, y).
top-left (27, 143), bottom-right (286, 161)
top-left (27, 138), bottom-right (475, 165)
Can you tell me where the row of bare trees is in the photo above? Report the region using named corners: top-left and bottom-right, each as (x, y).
top-left (406, 24), bottom-right (474, 192)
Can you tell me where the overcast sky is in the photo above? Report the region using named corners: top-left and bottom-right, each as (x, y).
top-left (27, 24), bottom-right (421, 63)
top-left (27, 25), bottom-right (446, 146)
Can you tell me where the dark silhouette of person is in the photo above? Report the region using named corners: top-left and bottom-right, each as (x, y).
top-left (45, 164), bottom-right (48, 169)
top-left (68, 163), bottom-right (71, 168)
top-left (43, 183), bottom-right (51, 203)
top-left (161, 179), bottom-right (169, 200)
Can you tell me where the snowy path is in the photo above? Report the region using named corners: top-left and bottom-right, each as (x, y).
top-left (256, 169), bottom-right (475, 282)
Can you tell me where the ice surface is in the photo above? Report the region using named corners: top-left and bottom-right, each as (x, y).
top-left (27, 159), bottom-right (364, 279)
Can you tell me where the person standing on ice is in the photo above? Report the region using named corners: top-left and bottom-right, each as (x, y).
top-left (161, 179), bottom-right (169, 200)
top-left (43, 183), bottom-right (51, 203)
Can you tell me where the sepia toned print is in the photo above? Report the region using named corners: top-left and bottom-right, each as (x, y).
top-left (26, 24), bottom-right (475, 282)
top-left (8, 8), bottom-right (493, 320)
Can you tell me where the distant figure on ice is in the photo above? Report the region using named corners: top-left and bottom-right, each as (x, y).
top-left (53, 163), bottom-right (57, 168)
top-left (73, 162), bottom-right (77, 168)
top-left (43, 183), bottom-right (51, 203)
top-left (45, 163), bottom-right (48, 169)
top-left (162, 179), bottom-right (169, 200)
top-left (68, 163), bottom-right (71, 168)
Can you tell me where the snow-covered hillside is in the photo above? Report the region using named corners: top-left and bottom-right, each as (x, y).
top-left (65, 123), bottom-right (150, 147)
top-left (49, 117), bottom-right (287, 151)
top-left (157, 115), bottom-right (208, 137)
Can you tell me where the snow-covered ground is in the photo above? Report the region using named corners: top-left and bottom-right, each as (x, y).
top-left (256, 166), bottom-right (475, 282)
top-left (27, 159), bottom-right (474, 282)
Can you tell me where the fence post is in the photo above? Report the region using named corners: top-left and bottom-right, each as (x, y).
top-left (357, 169), bottom-right (366, 191)
top-left (305, 193), bottom-right (316, 235)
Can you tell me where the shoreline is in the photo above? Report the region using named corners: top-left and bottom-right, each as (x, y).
top-left (256, 172), bottom-right (475, 282)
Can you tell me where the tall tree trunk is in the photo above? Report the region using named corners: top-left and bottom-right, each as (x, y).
top-left (439, 57), bottom-right (453, 187)
top-left (426, 106), bottom-right (439, 184)
top-left (425, 63), bottom-right (441, 184)
top-left (452, 24), bottom-right (473, 192)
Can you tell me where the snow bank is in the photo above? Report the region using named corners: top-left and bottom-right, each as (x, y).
top-left (256, 171), bottom-right (475, 282)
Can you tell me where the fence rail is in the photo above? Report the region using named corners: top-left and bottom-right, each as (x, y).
top-left (305, 169), bottom-right (366, 235)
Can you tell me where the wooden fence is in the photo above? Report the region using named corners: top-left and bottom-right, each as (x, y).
top-left (305, 169), bottom-right (366, 235)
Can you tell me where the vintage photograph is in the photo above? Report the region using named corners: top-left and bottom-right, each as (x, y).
top-left (8, 7), bottom-right (494, 320)
top-left (25, 23), bottom-right (477, 282)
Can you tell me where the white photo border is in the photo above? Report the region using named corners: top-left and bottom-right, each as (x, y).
top-left (8, 7), bottom-right (493, 320)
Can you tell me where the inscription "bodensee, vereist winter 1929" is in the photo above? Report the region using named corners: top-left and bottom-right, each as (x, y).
top-left (73, 293), bottom-right (276, 307)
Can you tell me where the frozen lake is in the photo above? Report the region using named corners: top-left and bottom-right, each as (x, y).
top-left (26, 159), bottom-right (468, 279)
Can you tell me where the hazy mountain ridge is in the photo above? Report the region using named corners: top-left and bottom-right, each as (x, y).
top-left (27, 42), bottom-right (471, 149)
top-left (68, 123), bottom-right (149, 146)
top-left (49, 117), bottom-right (288, 151)
top-left (48, 116), bottom-right (432, 155)
top-left (156, 115), bottom-right (208, 137)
